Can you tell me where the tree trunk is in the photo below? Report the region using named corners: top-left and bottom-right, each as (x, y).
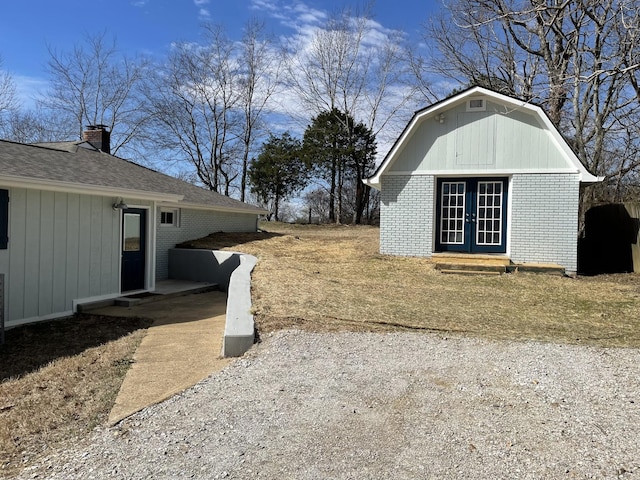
top-left (274, 190), bottom-right (280, 222)
top-left (328, 157), bottom-right (337, 223)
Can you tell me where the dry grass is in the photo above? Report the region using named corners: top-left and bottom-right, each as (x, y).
top-left (184, 222), bottom-right (640, 348)
top-left (0, 315), bottom-right (151, 477)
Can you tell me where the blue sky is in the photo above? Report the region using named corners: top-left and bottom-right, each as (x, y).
top-left (0, 0), bottom-right (441, 107)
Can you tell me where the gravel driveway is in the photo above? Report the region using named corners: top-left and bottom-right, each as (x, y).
top-left (16, 331), bottom-right (640, 479)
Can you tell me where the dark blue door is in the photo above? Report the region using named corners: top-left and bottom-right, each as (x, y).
top-left (121, 208), bottom-right (146, 292)
top-left (436, 178), bottom-right (507, 253)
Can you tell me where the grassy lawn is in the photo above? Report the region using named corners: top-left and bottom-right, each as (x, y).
top-left (0, 315), bottom-right (151, 477)
top-left (183, 221), bottom-right (640, 348)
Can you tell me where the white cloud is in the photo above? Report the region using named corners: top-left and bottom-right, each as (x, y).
top-left (250, 0), bottom-right (278, 13)
top-left (13, 74), bottom-right (48, 110)
top-left (193, 0), bottom-right (210, 19)
top-left (243, 1), bottom-right (426, 161)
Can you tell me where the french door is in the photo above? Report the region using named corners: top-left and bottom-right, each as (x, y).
top-left (436, 178), bottom-right (508, 253)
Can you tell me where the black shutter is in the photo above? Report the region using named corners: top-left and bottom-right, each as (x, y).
top-left (0, 189), bottom-right (8, 249)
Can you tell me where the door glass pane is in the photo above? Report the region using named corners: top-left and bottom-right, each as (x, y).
top-left (476, 181), bottom-right (503, 246)
top-left (124, 213), bottom-right (141, 251)
top-left (440, 182), bottom-right (466, 244)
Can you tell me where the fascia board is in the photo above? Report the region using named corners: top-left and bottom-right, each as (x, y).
top-left (385, 168), bottom-right (582, 176)
top-left (159, 200), bottom-right (268, 215)
top-left (0, 174), bottom-right (184, 202)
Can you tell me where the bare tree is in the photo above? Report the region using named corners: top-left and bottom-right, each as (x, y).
top-left (284, 4), bottom-right (415, 221)
top-left (303, 188), bottom-right (331, 223)
top-left (144, 21), bottom-right (279, 197)
top-left (285, 4), bottom-right (417, 133)
top-left (0, 55), bottom-right (19, 137)
top-left (40, 32), bottom-right (149, 157)
top-left (142, 29), bottom-right (240, 194)
top-left (422, 0), bottom-right (640, 207)
top-left (237, 19), bottom-right (282, 201)
top-left (2, 109), bottom-right (67, 143)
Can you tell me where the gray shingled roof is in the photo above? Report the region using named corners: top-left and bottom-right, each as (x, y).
top-left (0, 139), bottom-right (266, 214)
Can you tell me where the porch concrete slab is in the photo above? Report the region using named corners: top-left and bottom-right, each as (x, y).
top-left (90, 290), bottom-right (233, 425)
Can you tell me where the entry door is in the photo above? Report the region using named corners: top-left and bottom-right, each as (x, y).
top-left (436, 178), bottom-right (507, 253)
top-left (121, 208), bottom-right (146, 292)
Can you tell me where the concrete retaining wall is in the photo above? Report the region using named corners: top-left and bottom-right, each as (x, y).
top-left (168, 249), bottom-right (256, 357)
top-left (156, 209), bottom-right (259, 281)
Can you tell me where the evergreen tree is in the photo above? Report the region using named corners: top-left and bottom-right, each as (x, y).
top-left (249, 132), bottom-right (307, 221)
top-left (302, 108), bottom-right (376, 224)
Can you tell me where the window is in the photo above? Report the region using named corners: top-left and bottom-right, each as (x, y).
top-left (160, 208), bottom-right (179, 227)
top-left (0, 189), bottom-right (7, 249)
top-left (467, 98), bottom-right (486, 112)
top-left (124, 213), bottom-right (142, 251)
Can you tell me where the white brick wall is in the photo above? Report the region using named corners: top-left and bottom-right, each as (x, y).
top-left (155, 208), bottom-right (258, 280)
top-left (379, 173), bottom-right (581, 273)
top-left (509, 173), bottom-right (580, 273)
top-left (380, 175), bottom-right (434, 257)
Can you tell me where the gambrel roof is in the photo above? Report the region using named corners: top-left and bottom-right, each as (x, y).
top-left (365, 86), bottom-right (602, 190)
top-left (0, 139), bottom-right (266, 214)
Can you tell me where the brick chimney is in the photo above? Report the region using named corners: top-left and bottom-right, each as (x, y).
top-left (82, 125), bottom-right (111, 154)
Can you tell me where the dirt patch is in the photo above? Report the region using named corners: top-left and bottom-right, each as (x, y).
top-left (0, 315), bottom-right (151, 477)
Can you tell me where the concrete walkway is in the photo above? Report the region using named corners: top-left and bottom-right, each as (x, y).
top-left (91, 290), bottom-right (233, 425)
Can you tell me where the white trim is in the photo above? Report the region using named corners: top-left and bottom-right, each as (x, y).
top-left (466, 98), bottom-right (486, 112)
top-left (149, 203), bottom-right (157, 290)
top-left (387, 169), bottom-right (581, 176)
top-left (364, 86), bottom-right (603, 189)
top-left (160, 207), bottom-right (180, 227)
top-left (506, 176), bottom-right (514, 257)
top-left (117, 203), bottom-right (155, 294)
top-left (0, 174), bottom-right (268, 216)
top-left (156, 200), bottom-right (266, 215)
top-left (0, 173), bottom-right (183, 202)
top-left (379, 168), bottom-right (581, 177)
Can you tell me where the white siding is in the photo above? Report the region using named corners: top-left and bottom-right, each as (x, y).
top-left (1, 187), bottom-right (120, 327)
top-left (389, 100), bottom-right (567, 173)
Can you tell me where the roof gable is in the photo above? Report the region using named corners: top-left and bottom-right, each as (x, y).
top-left (366, 86), bottom-right (601, 189)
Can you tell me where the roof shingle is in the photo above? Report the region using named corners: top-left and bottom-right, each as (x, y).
top-left (0, 139), bottom-right (266, 214)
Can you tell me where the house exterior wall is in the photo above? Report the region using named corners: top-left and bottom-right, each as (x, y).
top-left (0, 187), bottom-right (120, 327)
top-left (509, 173), bottom-right (580, 273)
top-left (378, 172), bottom-right (580, 273)
top-left (389, 100), bottom-right (567, 173)
top-left (155, 207), bottom-right (258, 281)
top-left (380, 175), bottom-right (434, 257)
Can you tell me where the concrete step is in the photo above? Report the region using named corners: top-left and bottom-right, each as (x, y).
top-left (115, 284), bottom-right (219, 307)
top-left (439, 268), bottom-right (503, 276)
top-left (77, 283), bottom-right (219, 312)
top-left (435, 263), bottom-right (506, 274)
top-left (508, 263), bottom-right (565, 275)
top-left (76, 299), bottom-right (117, 313)
top-left (432, 253), bottom-right (511, 266)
